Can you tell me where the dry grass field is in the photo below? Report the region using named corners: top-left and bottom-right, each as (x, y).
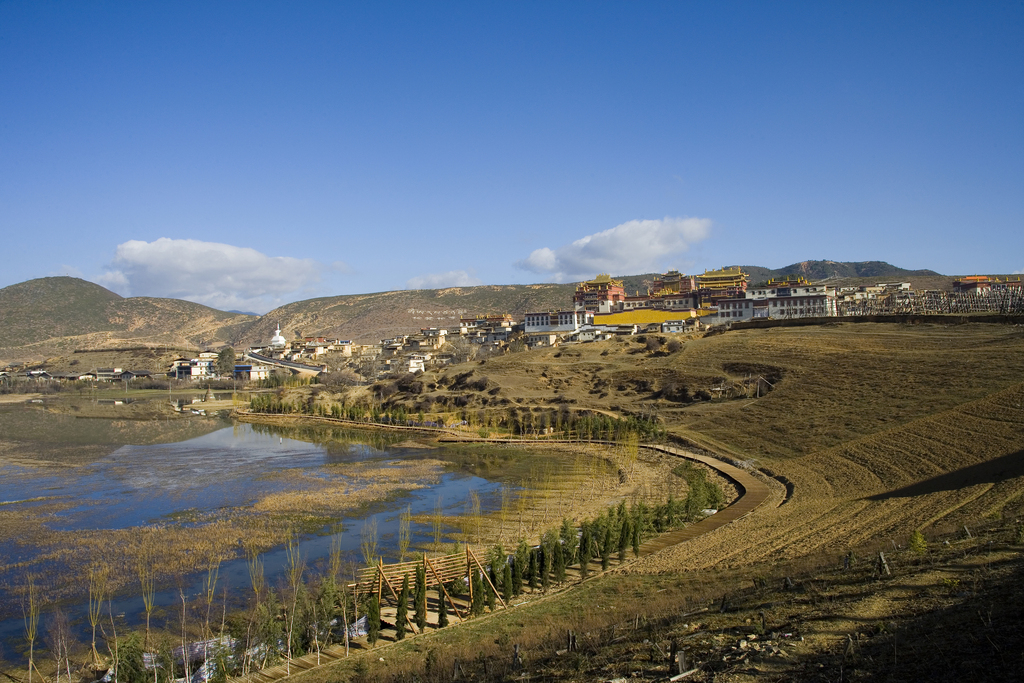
top-left (269, 322), bottom-right (1024, 682)
top-left (386, 322), bottom-right (1024, 573)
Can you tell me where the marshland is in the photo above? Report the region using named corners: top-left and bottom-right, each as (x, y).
top-left (0, 389), bottom-right (673, 672)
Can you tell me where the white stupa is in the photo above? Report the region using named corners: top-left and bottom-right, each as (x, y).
top-left (270, 323), bottom-right (287, 350)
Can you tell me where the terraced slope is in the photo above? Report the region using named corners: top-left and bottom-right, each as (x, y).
top-left (385, 323), bottom-right (1024, 573)
top-left (636, 382), bottom-right (1024, 573)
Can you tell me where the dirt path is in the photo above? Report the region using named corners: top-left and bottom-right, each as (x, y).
top-left (635, 444), bottom-right (772, 559)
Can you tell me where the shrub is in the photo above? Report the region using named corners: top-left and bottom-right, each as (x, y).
top-left (909, 529), bottom-right (927, 555)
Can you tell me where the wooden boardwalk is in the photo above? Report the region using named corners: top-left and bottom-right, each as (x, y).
top-left (228, 442), bottom-right (772, 683)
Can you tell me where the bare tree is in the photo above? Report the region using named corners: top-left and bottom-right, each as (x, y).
top-left (45, 607), bottom-right (74, 683)
top-left (398, 505), bottom-right (412, 562)
top-left (107, 597), bottom-right (119, 683)
top-left (468, 490), bottom-right (481, 544)
top-left (179, 588), bottom-right (191, 683)
top-left (498, 484), bottom-right (511, 543)
top-left (202, 562), bottom-right (220, 673)
top-left (88, 564), bottom-right (109, 664)
top-left (136, 531), bottom-right (157, 681)
top-left (360, 518), bottom-right (378, 567)
top-left (243, 543), bottom-right (264, 676)
top-left (432, 495), bottom-right (444, 551)
top-left (23, 576), bottom-right (40, 683)
top-left (284, 536), bottom-right (305, 675)
top-left (328, 526), bottom-right (349, 657)
top-left (622, 430), bottom-right (640, 480)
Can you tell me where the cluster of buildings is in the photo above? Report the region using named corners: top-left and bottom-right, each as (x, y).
top-left (8, 269), bottom-right (1020, 387)
top-left (523, 267), bottom-right (840, 338)
top-left (951, 275), bottom-right (1023, 294)
top-left (0, 367), bottom-right (156, 383)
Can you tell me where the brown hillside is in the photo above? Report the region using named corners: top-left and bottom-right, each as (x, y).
top-left (236, 283), bottom-right (573, 346)
top-left (0, 277), bottom-right (254, 363)
top-left (380, 322), bottom-right (1024, 570)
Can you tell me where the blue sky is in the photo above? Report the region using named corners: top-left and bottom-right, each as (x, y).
top-left (1, 1), bottom-right (1021, 313)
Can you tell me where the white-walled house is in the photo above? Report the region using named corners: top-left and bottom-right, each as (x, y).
top-left (524, 310), bottom-right (594, 334)
top-left (714, 283), bottom-right (838, 323)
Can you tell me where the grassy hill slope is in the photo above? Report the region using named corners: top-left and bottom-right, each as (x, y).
top-left (379, 322), bottom-right (1024, 554)
top-left (237, 283), bottom-right (574, 346)
top-left (0, 277), bottom-right (254, 362)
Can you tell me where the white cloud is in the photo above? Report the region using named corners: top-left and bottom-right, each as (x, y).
top-left (406, 270), bottom-right (483, 290)
top-left (514, 216), bottom-right (711, 282)
top-left (96, 238), bottom-right (340, 313)
top-left (1014, 267), bottom-right (1023, 275)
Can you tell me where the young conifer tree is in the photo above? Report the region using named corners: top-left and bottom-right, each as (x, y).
top-left (414, 562), bottom-right (427, 631)
top-left (515, 540), bottom-right (530, 595)
top-left (437, 588), bottom-right (448, 628)
top-left (579, 522), bottom-right (592, 580)
top-left (539, 543), bottom-right (550, 591)
top-left (366, 594), bottom-right (380, 647)
top-left (486, 569), bottom-right (497, 611)
top-left (528, 550), bottom-right (539, 590)
top-left (618, 516), bottom-right (630, 563)
top-left (471, 572), bottom-right (485, 616)
top-left (501, 562), bottom-right (514, 602)
top-left (553, 540), bottom-right (566, 584)
top-left (396, 575), bottom-right (409, 640)
top-left (602, 523), bottom-right (613, 571)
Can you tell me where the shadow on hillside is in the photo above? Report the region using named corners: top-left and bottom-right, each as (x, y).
top-left (866, 449), bottom-right (1024, 500)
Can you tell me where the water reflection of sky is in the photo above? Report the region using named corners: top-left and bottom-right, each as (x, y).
top-left (0, 420), bottom-right (505, 659)
top-left (0, 424), bottom-right (495, 531)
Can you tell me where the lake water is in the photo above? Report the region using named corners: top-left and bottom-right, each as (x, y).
top-left (0, 397), bottom-right (521, 661)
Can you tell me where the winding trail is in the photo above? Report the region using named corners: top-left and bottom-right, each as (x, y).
top-left (636, 444), bottom-right (772, 557)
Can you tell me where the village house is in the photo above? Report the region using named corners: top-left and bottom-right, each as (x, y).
top-left (714, 277), bottom-right (838, 323)
top-left (526, 332), bottom-right (559, 348)
top-left (191, 352), bottom-right (220, 379)
top-left (524, 310), bottom-right (593, 334)
top-left (953, 275), bottom-right (1023, 294)
top-left (408, 328), bottom-right (448, 351)
top-left (406, 353), bottom-right (430, 373)
top-left (234, 364), bottom-right (272, 381)
top-left (661, 318), bottom-right (704, 334)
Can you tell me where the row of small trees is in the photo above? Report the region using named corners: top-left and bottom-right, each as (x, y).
top-left (359, 483), bottom-right (723, 646)
top-left (247, 393), bottom-right (665, 443)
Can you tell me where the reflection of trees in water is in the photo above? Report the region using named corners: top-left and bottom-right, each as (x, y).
top-left (246, 422), bottom-right (405, 452)
top-left (0, 402), bottom-right (230, 465)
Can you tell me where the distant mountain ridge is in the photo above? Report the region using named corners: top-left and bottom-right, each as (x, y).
top-left (0, 262), bottom-right (966, 362)
top-left (740, 260), bottom-right (942, 285)
top-left (0, 277), bottom-right (254, 362)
